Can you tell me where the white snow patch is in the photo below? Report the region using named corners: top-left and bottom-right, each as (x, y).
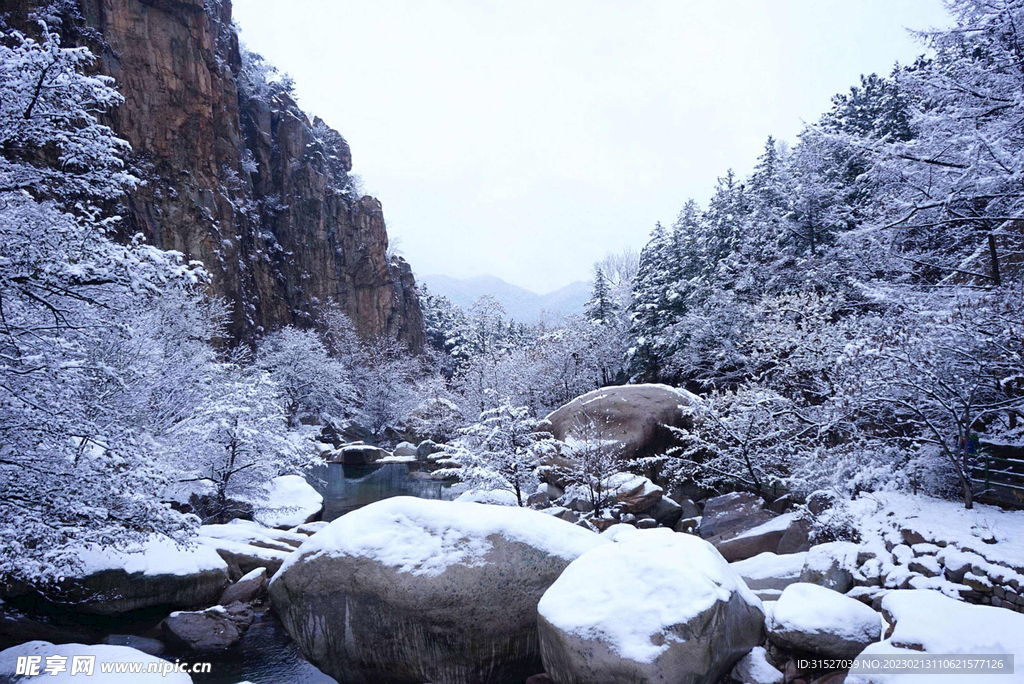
top-left (72, 535), bottom-right (227, 578)
top-left (538, 528), bottom-right (761, 664)
top-left (273, 496), bottom-right (608, 580)
top-left (453, 489), bottom-right (520, 506)
top-left (848, 589), bottom-right (1024, 683)
top-left (732, 551), bottom-right (807, 588)
top-left (251, 475), bottom-right (323, 529)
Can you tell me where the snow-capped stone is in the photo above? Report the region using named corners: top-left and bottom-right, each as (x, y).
top-left (218, 567), bottom-right (267, 605)
top-left (250, 475), bottom-right (323, 529)
top-left (731, 551), bottom-right (808, 600)
top-left (800, 541), bottom-right (860, 592)
top-left (608, 473), bottom-right (664, 513)
top-left (269, 497), bottom-right (608, 684)
top-left (0, 641), bottom-right (193, 682)
top-left (537, 528), bottom-right (764, 684)
top-left (198, 536), bottom-right (291, 578)
top-left (848, 590), bottom-right (1024, 684)
top-left (714, 512), bottom-right (800, 562)
top-left (326, 444), bottom-right (390, 465)
top-left (200, 519), bottom-right (305, 551)
top-left (731, 646), bottom-right (784, 684)
top-left (161, 603), bottom-right (254, 653)
top-left (768, 583), bottom-right (882, 658)
top-left (54, 536), bottom-right (229, 616)
top-left (700, 492), bottom-right (775, 540)
top-left (454, 488), bottom-right (520, 506)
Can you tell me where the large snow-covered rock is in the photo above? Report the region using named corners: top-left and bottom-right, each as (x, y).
top-left (269, 496), bottom-right (608, 684)
top-left (0, 641), bottom-right (193, 682)
top-left (251, 475), bottom-right (323, 529)
top-left (768, 583), bottom-right (882, 658)
top-left (848, 590), bottom-right (1024, 684)
top-left (197, 536), bottom-right (292, 579)
top-left (545, 384), bottom-right (698, 460)
top-left (537, 528), bottom-right (764, 684)
top-left (52, 536), bottom-right (229, 616)
top-left (731, 551), bottom-right (808, 601)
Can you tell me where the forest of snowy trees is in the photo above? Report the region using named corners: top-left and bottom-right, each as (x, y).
top-left (2, 0), bottom-right (1024, 589)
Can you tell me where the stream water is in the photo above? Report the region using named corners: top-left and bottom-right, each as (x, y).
top-left (190, 462), bottom-right (457, 684)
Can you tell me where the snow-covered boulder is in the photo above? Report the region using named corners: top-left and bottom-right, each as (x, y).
top-left (767, 583), bottom-right (882, 658)
top-left (200, 519), bottom-right (305, 551)
top-left (700, 492), bottom-right (775, 540)
top-left (713, 512), bottom-right (801, 562)
top-left (800, 541), bottom-right (860, 592)
top-left (251, 475), bottom-right (323, 529)
top-left (537, 528), bottom-right (764, 684)
top-left (848, 589), bottom-right (1024, 684)
top-left (454, 488), bottom-right (520, 506)
top-left (52, 536), bottom-right (229, 616)
top-left (730, 646), bottom-right (784, 684)
top-left (269, 496), bottom-right (608, 684)
top-left (0, 641), bottom-right (194, 682)
top-left (731, 551), bottom-right (808, 601)
top-left (545, 384), bottom-right (698, 460)
top-left (161, 602), bottom-right (253, 653)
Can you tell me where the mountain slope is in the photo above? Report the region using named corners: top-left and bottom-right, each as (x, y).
top-left (420, 275), bottom-right (590, 324)
top-left (10, 0), bottom-right (422, 347)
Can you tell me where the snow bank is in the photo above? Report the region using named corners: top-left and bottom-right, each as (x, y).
top-left (453, 488), bottom-right (520, 506)
top-left (852, 492), bottom-right (1024, 571)
top-left (0, 641), bottom-right (193, 682)
top-left (251, 475), bottom-right (323, 529)
top-left (199, 519), bottom-right (305, 550)
top-left (273, 496), bottom-right (608, 580)
top-left (538, 528), bottom-right (761, 664)
top-left (848, 590), bottom-right (1024, 683)
top-left (73, 534), bottom-right (227, 578)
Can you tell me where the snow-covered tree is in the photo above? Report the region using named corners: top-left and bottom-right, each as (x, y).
top-left (256, 326), bottom-right (354, 426)
top-left (443, 403), bottom-right (552, 506)
top-left (558, 413), bottom-right (624, 515)
top-left (175, 360), bottom-right (317, 522)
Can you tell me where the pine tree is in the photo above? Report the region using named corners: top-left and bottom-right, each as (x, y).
top-left (586, 267), bottom-right (615, 323)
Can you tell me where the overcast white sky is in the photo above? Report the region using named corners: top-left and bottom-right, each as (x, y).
top-left (233, 0), bottom-right (949, 294)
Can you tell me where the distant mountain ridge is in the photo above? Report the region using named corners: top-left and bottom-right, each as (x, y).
top-left (419, 274), bottom-right (590, 324)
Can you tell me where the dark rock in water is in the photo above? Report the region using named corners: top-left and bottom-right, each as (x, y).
top-left (329, 445), bottom-right (390, 465)
top-left (101, 634), bottom-right (166, 656)
top-left (161, 602), bottom-right (254, 654)
top-left (219, 568), bottom-right (268, 605)
top-left (51, 564), bottom-right (230, 617)
top-left (700, 492), bottom-right (774, 540)
top-left (270, 497), bottom-right (607, 684)
top-left (0, 600), bottom-right (95, 650)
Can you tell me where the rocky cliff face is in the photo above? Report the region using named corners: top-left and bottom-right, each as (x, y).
top-left (16, 0), bottom-right (423, 346)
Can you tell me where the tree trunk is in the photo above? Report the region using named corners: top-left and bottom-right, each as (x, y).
top-left (988, 232), bottom-right (1002, 286)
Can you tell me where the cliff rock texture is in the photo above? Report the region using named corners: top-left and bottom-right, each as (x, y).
top-left (12, 0), bottom-right (423, 346)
